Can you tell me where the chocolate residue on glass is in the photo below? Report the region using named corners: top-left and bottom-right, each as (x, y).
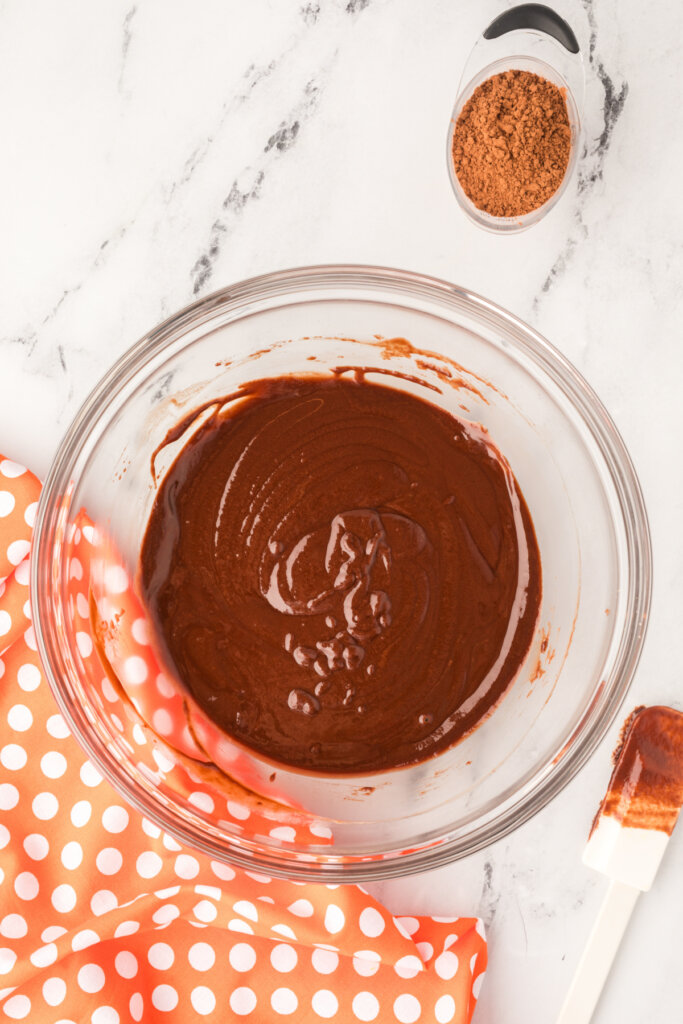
top-left (140, 374), bottom-right (541, 773)
top-left (595, 706), bottom-right (683, 835)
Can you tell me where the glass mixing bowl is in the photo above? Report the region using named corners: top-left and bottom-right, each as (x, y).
top-left (32, 265), bottom-right (651, 881)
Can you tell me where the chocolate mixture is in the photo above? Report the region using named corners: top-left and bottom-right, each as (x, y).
top-left (597, 706), bottom-right (683, 835)
top-left (140, 375), bottom-right (541, 773)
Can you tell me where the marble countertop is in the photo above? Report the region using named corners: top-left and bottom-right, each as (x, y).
top-left (2, 1), bottom-right (682, 1021)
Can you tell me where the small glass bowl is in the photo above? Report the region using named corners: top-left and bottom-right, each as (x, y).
top-left (447, 56), bottom-right (581, 233)
top-left (32, 265), bottom-right (651, 881)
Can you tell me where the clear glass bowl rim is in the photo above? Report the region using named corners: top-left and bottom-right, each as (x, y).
top-left (32, 264), bottom-right (652, 881)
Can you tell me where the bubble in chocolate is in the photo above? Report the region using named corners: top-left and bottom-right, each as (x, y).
top-left (419, 713), bottom-right (433, 726)
top-left (287, 688), bottom-right (320, 717)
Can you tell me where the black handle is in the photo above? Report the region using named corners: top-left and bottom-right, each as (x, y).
top-left (483, 4), bottom-right (579, 54)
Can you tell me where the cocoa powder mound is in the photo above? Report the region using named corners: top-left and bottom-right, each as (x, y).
top-left (452, 69), bottom-right (571, 219)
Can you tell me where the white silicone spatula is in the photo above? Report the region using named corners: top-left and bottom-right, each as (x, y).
top-left (556, 705), bottom-right (683, 1024)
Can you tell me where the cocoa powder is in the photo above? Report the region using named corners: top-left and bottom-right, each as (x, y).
top-left (452, 69), bottom-right (571, 219)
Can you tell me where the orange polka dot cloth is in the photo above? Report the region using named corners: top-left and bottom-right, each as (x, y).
top-left (0, 456), bottom-right (487, 1024)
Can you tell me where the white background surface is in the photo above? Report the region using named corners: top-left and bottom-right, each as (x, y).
top-left (1, 1), bottom-right (682, 1021)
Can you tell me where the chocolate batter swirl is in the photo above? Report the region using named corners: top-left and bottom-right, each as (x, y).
top-left (140, 375), bottom-right (541, 772)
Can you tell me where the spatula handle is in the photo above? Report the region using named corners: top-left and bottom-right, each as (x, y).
top-left (556, 879), bottom-right (639, 1024)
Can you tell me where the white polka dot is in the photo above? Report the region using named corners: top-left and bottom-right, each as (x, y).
top-left (101, 678), bottom-right (118, 703)
top-left (30, 943), bottom-right (58, 967)
top-left (353, 951), bottom-right (381, 977)
top-left (78, 964), bottom-right (105, 994)
top-left (187, 942), bottom-right (216, 972)
top-left (1, 744), bottom-right (27, 770)
top-left (191, 986), bottom-right (217, 1016)
top-left (4, 994), bottom-right (31, 1019)
top-left (228, 919), bottom-right (254, 935)
top-left (22, 599), bottom-right (31, 620)
top-left (76, 631), bottom-right (93, 657)
top-left (0, 460), bottom-right (26, 478)
top-left (352, 991), bottom-right (380, 1021)
top-left (14, 871), bottom-right (39, 901)
top-left (41, 926), bottom-right (66, 942)
top-left (155, 885), bottom-right (181, 900)
top-left (394, 955), bottom-right (423, 979)
top-left (90, 890), bottom-right (118, 916)
top-left (312, 947), bottom-right (338, 974)
top-left (288, 898), bottom-right (314, 917)
top-left (359, 906), bottom-right (385, 938)
top-left (0, 491), bottom-right (15, 517)
top-left (271, 923), bottom-right (297, 940)
top-left (32, 792), bottom-right (59, 821)
top-left (42, 977), bottom-right (67, 1006)
top-left (270, 943), bottom-right (297, 973)
top-left (1, 915), bottom-right (27, 938)
top-left (114, 921), bottom-right (140, 938)
top-left (229, 942), bottom-right (256, 972)
top-left (211, 860), bottom-right (237, 881)
top-left (152, 905), bottom-right (179, 926)
top-left (124, 656), bottom-right (147, 684)
top-left (393, 994), bottom-right (421, 1023)
top-left (129, 993), bottom-right (143, 1022)
top-left (174, 854), bottom-right (200, 879)
top-left (136, 851), bottom-right (163, 878)
top-left (80, 761), bottom-right (102, 787)
top-left (416, 941), bottom-right (433, 963)
top-left (72, 929), bottom-right (100, 951)
top-left (395, 916), bottom-right (419, 937)
top-left (0, 610), bottom-right (11, 637)
top-left (148, 943), bottom-right (174, 970)
top-left (472, 972), bottom-right (485, 1000)
top-left (435, 994), bottom-right (456, 1023)
top-left (52, 884), bottom-right (77, 913)
top-left (46, 714), bottom-right (70, 739)
top-left (188, 791), bottom-right (215, 813)
top-left (194, 884), bottom-right (222, 900)
top-left (14, 561), bottom-right (30, 586)
top-left (70, 799), bottom-right (92, 827)
top-left (271, 987), bottom-right (298, 1015)
top-left (61, 841), bottom-right (83, 870)
top-left (226, 799), bottom-right (250, 820)
top-left (0, 783), bottom-right (19, 810)
top-left (0, 824), bottom-right (9, 850)
top-left (270, 826), bottom-right (296, 842)
top-left (7, 539), bottom-right (30, 567)
top-left (96, 847), bottom-right (123, 875)
top-left (91, 1007), bottom-right (120, 1024)
top-left (155, 673), bottom-right (176, 698)
top-left (8, 704), bottom-right (32, 732)
top-left (130, 617), bottom-right (149, 645)
top-left (102, 806), bottom-right (129, 833)
top-left (17, 662), bottom-right (40, 691)
top-left (141, 817), bottom-right (162, 839)
top-left (324, 904), bottom-right (345, 934)
top-left (76, 592), bottom-right (89, 618)
top-left (0, 948), bottom-right (17, 974)
top-left (105, 565), bottom-right (129, 593)
top-left (312, 989), bottom-right (338, 1018)
top-left (23, 626), bottom-right (36, 651)
top-left (434, 950), bottom-right (459, 980)
top-left (230, 987), bottom-right (257, 1016)
top-left (233, 900), bottom-right (258, 922)
top-left (41, 751), bottom-right (67, 779)
top-left (152, 984), bottom-right (178, 1012)
top-left (151, 709), bottom-right (173, 735)
top-left (115, 951), bottom-right (138, 978)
